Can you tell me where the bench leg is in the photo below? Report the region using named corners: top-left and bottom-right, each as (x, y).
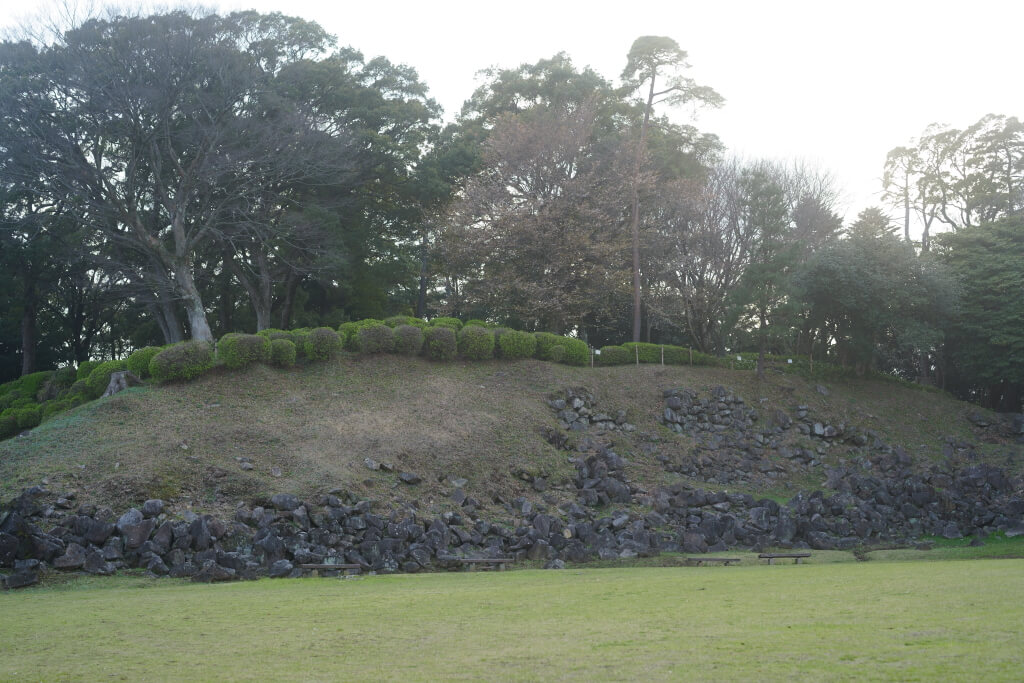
top-left (795, 558), bottom-right (802, 564)
top-left (768, 557), bottom-right (775, 565)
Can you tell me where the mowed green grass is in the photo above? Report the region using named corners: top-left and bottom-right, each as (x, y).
top-left (2, 560), bottom-right (1022, 681)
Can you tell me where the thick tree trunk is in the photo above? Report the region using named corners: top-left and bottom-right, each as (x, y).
top-left (629, 73), bottom-right (657, 343)
top-left (417, 228), bottom-right (429, 319)
top-left (174, 264), bottom-right (213, 342)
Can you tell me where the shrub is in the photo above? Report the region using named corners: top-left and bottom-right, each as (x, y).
top-left (76, 360), bottom-right (101, 381)
top-left (0, 391), bottom-right (21, 411)
top-left (424, 326), bottom-right (457, 361)
top-left (126, 346), bottom-right (163, 379)
top-left (597, 345), bottom-right (632, 366)
top-left (338, 319), bottom-right (383, 350)
top-left (393, 325), bottom-right (424, 355)
top-left (304, 327), bottom-right (341, 361)
top-left (86, 359), bottom-right (129, 398)
top-left (429, 317), bottom-right (463, 332)
top-left (357, 323), bottom-right (395, 354)
top-left (12, 405), bottom-right (42, 430)
top-left (217, 333), bottom-right (271, 369)
top-left (149, 341), bottom-right (216, 382)
top-left (67, 379), bottom-right (89, 397)
top-left (464, 318), bottom-right (491, 328)
top-left (497, 329), bottom-right (536, 360)
top-left (620, 342), bottom-right (702, 366)
top-left (14, 371), bottom-right (53, 401)
top-left (384, 315), bottom-right (428, 329)
top-left (42, 400), bottom-right (73, 421)
top-left (291, 329), bottom-right (311, 358)
top-left (534, 333), bottom-right (588, 366)
top-left (0, 415), bottom-right (18, 439)
top-left (269, 339), bottom-right (297, 367)
top-left (458, 325), bottom-right (495, 360)
top-left (54, 367), bottom-right (78, 389)
top-left (257, 328), bottom-right (295, 343)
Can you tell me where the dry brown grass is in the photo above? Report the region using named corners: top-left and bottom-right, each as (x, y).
top-left (0, 355), bottom-right (1017, 516)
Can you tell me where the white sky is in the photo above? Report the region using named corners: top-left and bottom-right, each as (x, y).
top-left (4, 0), bottom-right (1023, 226)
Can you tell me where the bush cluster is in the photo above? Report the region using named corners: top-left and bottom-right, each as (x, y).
top-left (0, 415), bottom-right (18, 439)
top-left (458, 325), bottom-right (495, 360)
top-left (127, 346), bottom-right (163, 378)
top-left (534, 333), bottom-right (588, 366)
top-left (424, 326), bottom-right (457, 361)
top-left (217, 333), bottom-right (271, 369)
top-left (357, 323), bottom-right (395, 354)
top-left (597, 345), bottom-right (632, 366)
top-left (497, 329), bottom-right (536, 360)
top-left (149, 341), bottom-right (216, 382)
top-left (428, 317), bottom-right (463, 331)
top-left (304, 327), bottom-right (341, 361)
top-left (338, 319), bottom-right (382, 350)
top-left (76, 360), bottom-right (101, 381)
top-left (393, 325), bottom-right (424, 355)
top-left (384, 315), bottom-right (427, 329)
top-left (463, 318), bottom-right (491, 328)
top-left (270, 339), bottom-right (297, 367)
top-left (85, 359), bottom-right (129, 398)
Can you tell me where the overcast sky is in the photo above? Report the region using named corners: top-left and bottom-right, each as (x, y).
top-left (4, 0), bottom-right (1023, 226)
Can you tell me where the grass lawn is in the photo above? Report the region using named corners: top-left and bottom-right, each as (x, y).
top-left (2, 560), bottom-right (1022, 681)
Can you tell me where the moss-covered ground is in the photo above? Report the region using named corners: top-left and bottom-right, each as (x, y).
top-left (2, 557), bottom-right (1022, 681)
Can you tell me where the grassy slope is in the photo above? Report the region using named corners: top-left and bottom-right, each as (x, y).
top-left (0, 354), bottom-right (1018, 516)
top-left (1, 560), bottom-right (1022, 680)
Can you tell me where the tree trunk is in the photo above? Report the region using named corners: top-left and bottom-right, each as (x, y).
top-left (279, 271), bottom-right (301, 330)
top-left (20, 294), bottom-right (37, 376)
top-left (417, 227), bottom-right (429, 319)
top-left (629, 73), bottom-right (657, 343)
top-left (174, 263), bottom-right (213, 342)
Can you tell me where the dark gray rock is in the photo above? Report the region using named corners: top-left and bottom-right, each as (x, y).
top-left (53, 542), bottom-right (88, 569)
top-left (399, 472), bottom-right (421, 485)
top-left (0, 532), bottom-right (18, 567)
top-left (270, 493), bottom-right (301, 511)
top-left (83, 549), bottom-right (115, 575)
top-left (116, 508), bottom-right (143, 534)
top-left (121, 519), bottom-right (156, 550)
top-left (268, 559), bottom-right (294, 578)
top-left (141, 499), bottom-right (164, 518)
top-left (544, 559), bottom-right (566, 569)
top-left (3, 570), bottom-right (39, 589)
top-left (191, 560), bottom-right (236, 583)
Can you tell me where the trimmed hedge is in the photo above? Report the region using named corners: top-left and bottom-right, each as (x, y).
top-left (291, 329), bottom-right (311, 358)
top-left (424, 326), bottom-right (457, 361)
top-left (127, 346), bottom-right (163, 378)
top-left (428, 317), bottom-right (463, 331)
top-left (384, 315), bottom-right (427, 329)
top-left (393, 325), bottom-right (424, 355)
top-left (54, 367), bottom-right (78, 389)
top-left (458, 325), bottom-right (495, 360)
top-left (12, 405), bottom-right (42, 430)
top-left (597, 345), bottom-right (632, 366)
top-left (42, 399), bottom-right (73, 420)
top-left (534, 333), bottom-right (588, 366)
top-left (149, 341), bottom-right (216, 382)
top-left (304, 327), bottom-right (341, 361)
top-left (497, 329), bottom-right (536, 360)
top-left (0, 415), bottom-right (18, 439)
top-left (270, 339), bottom-right (297, 367)
top-left (257, 329), bottom-right (295, 344)
top-left (338, 319), bottom-right (383, 350)
top-left (357, 323), bottom-right (395, 354)
top-left (218, 333), bottom-right (271, 369)
top-left (85, 359), bottom-right (128, 398)
top-left (77, 360), bottom-right (101, 381)
top-left (463, 318), bottom-right (491, 328)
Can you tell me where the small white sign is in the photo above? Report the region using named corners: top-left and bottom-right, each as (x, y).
top-left (736, 355), bottom-right (742, 361)
top-left (594, 349), bottom-right (601, 355)
top-left (787, 359), bottom-right (793, 364)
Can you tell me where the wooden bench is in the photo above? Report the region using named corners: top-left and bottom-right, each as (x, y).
top-left (298, 563), bottom-right (362, 576)
top-left (685, 557), bottom-right (741, 566)
top-left (455, 557), bottom-right (515, 571)
top-left (758, 553), bottom-right (811, 565)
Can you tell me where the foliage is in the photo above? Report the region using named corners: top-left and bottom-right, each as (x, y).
top-left (393, 325), bottom-right (424, 355)
top-left (290, 329), bottom-right (311, 358)
top-left (85, 360), bottom-right (129, 398)
top-left (357, 323), bottom-right (395, 354)
top-left (496, 329), bottom-right (536, 360)
top-left (384, 316), bottom-right (427, 329)
top-left (269, 339), bottom-right (297, 368)
top-left (149, 341), bottom-right (215, 383)
top-left (126, 347), bottom-right (163, 379)
top-left (304, 328), bottom-right (342, 362)
top-left (429, 317), bottom-right (463, 331)
top-left (534, 333), bottom-right (588, 366)
top-left (424, 326), bottom-right (457, 361)
top-left (217, 333), bottom-right (271, 369)
top-left (597, 346), bottom-right (632, 366)
top-left (463, 319), bottom-right (491, 328)
top-left (0, 414), bottom-right (18, 439)
top-left (76, 361), bottom-right (101, 381)
top-left (938, 217), bottom-right (1024, 410)
top-left (11, 404), bottom-right (42, 429)
top-left (339, 319), bottom-right (383, 351)
top-left (457, 325), bottom-right (496, 360)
